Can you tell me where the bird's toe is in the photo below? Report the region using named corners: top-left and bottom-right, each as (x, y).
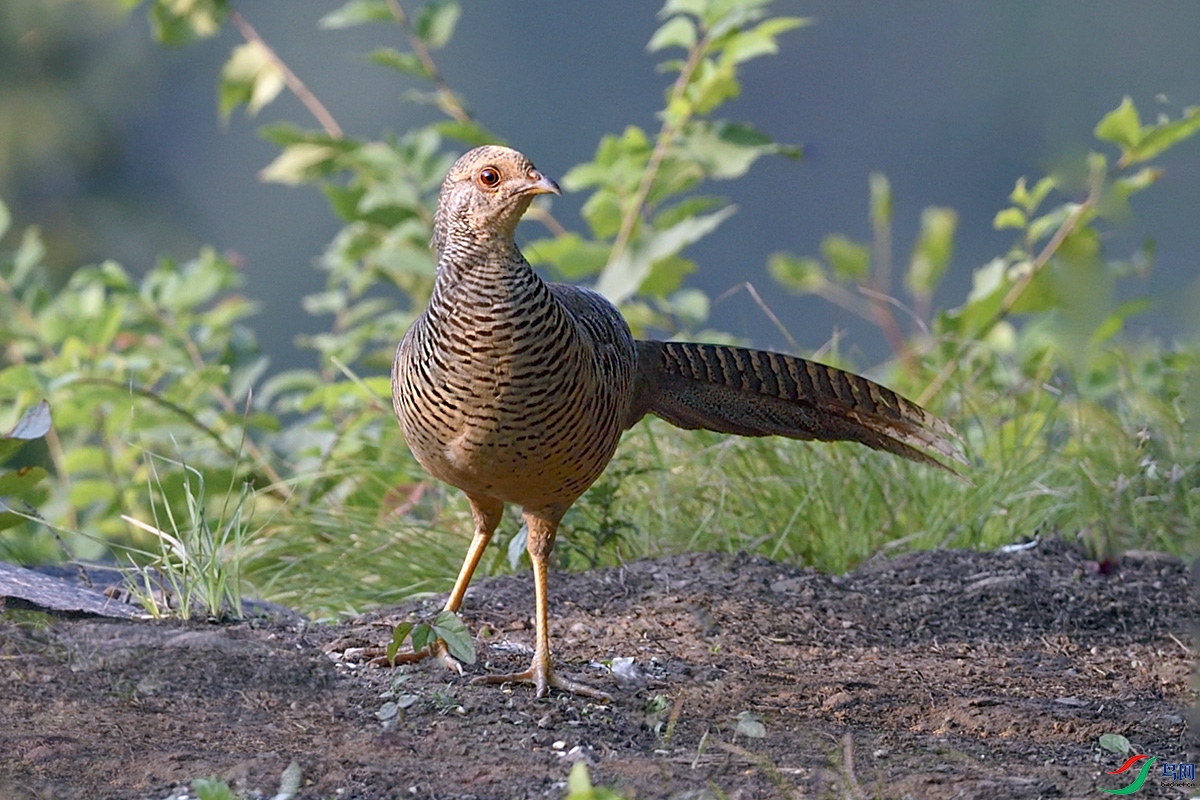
top-left (471, 659), bottom-right (611, 701)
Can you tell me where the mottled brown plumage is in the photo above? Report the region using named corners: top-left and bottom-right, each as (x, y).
top-left (392, 145), bottom-right (966, 698)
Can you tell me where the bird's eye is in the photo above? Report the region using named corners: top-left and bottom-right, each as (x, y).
top-left (477, 167), bottom-right (501, 188)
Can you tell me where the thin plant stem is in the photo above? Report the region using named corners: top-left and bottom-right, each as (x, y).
top-left (386, 0), bottom-right (471, 125)
top-left (916, 190), bottom-right (1098, 407)
top-left (607, 36), bottom-right (709, 268)
top-left (230, 12), bottom-right (343, 138)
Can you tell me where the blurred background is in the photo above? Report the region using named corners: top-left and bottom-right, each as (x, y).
top-left (4, 1), bottom-right (1198, 370)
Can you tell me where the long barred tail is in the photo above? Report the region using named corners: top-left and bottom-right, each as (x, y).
top-left (628, 340), bottom-right (968, 472)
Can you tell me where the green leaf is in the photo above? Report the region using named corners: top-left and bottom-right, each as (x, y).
top-left (219, 42), bottom-right (285, 121)
top-left (651, 195), bottom-right (727, 229)
top-left (0, 402), bottom-right (51, 463)
top-left (1094, 96), bottom-right (1142, 150)
top-left (768, 252), bottom-right (826, 294)
top-left (433, 120), bottom-right (497, 147)
top-left (0, 198), bottom-right (10, 241)
top-left (0, 465), bottom-right (49, 497)
top-left (386, 621), bottom-right (414, 663)
top-left (735, 710), bottom-right (766, 738)
top-left (565, 761), bottom-right (625, 800)
top-left (868, 172), bottom-right (892, 227)
top-left (257, 122), bottom-right (332, 148)
top-left (411, 623), bottom-right (437, 654)
top-left (1112, 166), bottom-right (1162, 199)
top-left (722, 17), bottom-right (808, 65)
top-left (1098, 733), bottom-right (1132, 755)
top-left (415, 1), bottom-right (460, 49)
top-left (948, 257), bottom-right (1007, 337)
top-left (1008, 176), bottom-right (1034, 208)
top-left (1125, 105), bottom-right (1200, 164)
top-left (639, 254), bottom-right (696, 297)
top-left (141, 249), bottom-right (240, 311)
top-left (562, 127), bottom-right (653, 191)
top-left (648, 15), bottom-right (697, 52)
top-left (1007, 260), bottom-right (1058, 315)
top-left (191, 777), bottom-right (239, 800)
top-left (258, 370), bottom-right (323, 408)
top-left (259, 144), bottom-right (340, 186)
top-left (1027, 205), bottom-right (1074, 245)
top-left (319, 0), bottom-right (393, 29)
top-left (595, 206), bottom-right (736, 304)
top-left (13, 228), bottom-right (46, 287)
top-left (993, 207), bottom-right (1026, 230)
top-left (432, 610), bottom-right (475, 665)
top-left (907, 207), bottom-right (957, 297)
top-left (677, 121), bottom-right (799, 180)
top-left (1090, 298), bottom-right (1154, 345)
top-left (0, 465), bottom-right (48, 530)
top-left (507, 523), bottom-right (529, 570)
top-left (660, 0), bottom-right (707, 18)
top-left (6, 400), bottom-right (52, 441)
top-left (657, 287), bottom-right (710, 328)
top-left (820, 234), bottom-right (870, 282)
top-left (147, 0), bottom-right (227, 46)
top-left (0, 502), bottom-right (27, 531)
top-left (566, 761), bottom-right (595, 797)
top-left (368, 47), bottom-right (430, 79)
top-left (525, 234), bottom-right (610, 280)
top-left (685, 59), bottom-right (741, 115)
top-left (69, 474), bottom-right (118, 506)
top-left (1026, 176), bottom-right (1057, 212)
top-left (359, 180), bottom-right (422, 213)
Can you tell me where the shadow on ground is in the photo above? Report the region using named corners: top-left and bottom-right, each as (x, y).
top-left (1, 540), bottom-right (1196, 799)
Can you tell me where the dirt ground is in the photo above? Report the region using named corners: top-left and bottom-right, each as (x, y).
top-left (1, 539), bottom-right (1196, 800)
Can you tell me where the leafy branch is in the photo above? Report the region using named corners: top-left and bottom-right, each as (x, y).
top-left (768, 95), bottom-right (1200, 407)
top-left (607, 29), bottom-right (708, 269)
top-left (382, 0), bottom-right (471, 125)
top-left (524, 0), bottom-right (804, 337)
top-left (227, 11), bottom-right (343, 137)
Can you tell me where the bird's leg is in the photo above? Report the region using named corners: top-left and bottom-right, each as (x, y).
top-left (392, 494), bottom-right (503, 672)
top-left (473, 511), bottom-right (611, 700)
top-left (444, 495), bottom-right (505, 614)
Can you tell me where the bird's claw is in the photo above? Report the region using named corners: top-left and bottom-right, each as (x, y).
top-left (388, 639), bottom-right (465, 676)
top-left (472, 662), bottom-right (612, 701)
top-left (435, 640), bottom-right (466, 675)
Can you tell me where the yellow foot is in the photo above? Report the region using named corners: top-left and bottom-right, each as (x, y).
top-left (472, 662), bottom-right (612, 700)
top-left (388, 639), bottom-right (465, 676)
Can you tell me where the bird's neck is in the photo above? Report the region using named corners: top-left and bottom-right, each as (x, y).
top-left (431, 234), bottom-right (547, 308)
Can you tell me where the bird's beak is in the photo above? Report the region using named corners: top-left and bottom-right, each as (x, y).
top-left (520, 170), bottom-right (561, 197)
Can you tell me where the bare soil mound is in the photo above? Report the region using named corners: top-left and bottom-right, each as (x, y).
top-left (2, 540), bottom-right (1196, 799)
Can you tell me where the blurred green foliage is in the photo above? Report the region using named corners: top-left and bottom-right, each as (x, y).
top-left (0, 400), bottom-right (52, 533)
top-left (0, 0), bottom-right (156, 270)
top-left (0, 0), bottom-right (1196, 616)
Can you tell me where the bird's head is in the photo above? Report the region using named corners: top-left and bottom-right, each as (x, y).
top-left (432, 145), bottom-right (560, 254)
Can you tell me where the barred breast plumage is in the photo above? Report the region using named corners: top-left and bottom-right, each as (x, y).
top-left (395, 240), bottom-right (635, 512)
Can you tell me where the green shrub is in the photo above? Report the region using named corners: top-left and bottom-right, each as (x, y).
top-left (0, 1), bottom-right (1195, 617)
